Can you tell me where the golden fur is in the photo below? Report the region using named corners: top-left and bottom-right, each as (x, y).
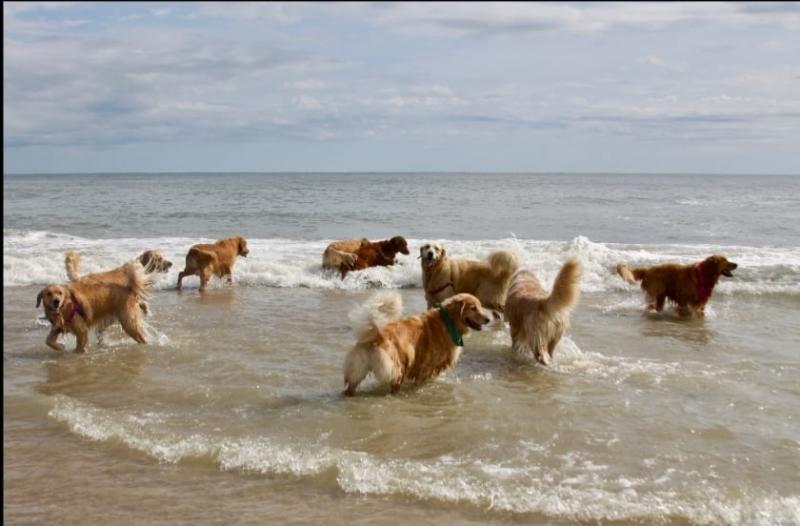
top-left (37, 262), bottom-right (150, 353)
top-left (343, 292), bottom-right (492, 396)
top-left (177, 236), bottom-right (249, 291)
top-left (615, 254), bottom-right (737, 316)
top-left (322, 238), bottom-right (368, 270)
top-left (420, 243), bottom-right (519, 314)
top-left (65, 250), bottom-right (172, 283)
top-left (504, 259), bottom-right (582, 365)
top-left (338, 236), bottom-right (409, 278)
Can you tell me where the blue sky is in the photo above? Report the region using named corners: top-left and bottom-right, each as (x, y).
top-left (4, 2), bottom-right (800, 174)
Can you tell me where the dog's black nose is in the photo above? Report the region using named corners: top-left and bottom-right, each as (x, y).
top-left (427, 252), bottom-right (434, 260)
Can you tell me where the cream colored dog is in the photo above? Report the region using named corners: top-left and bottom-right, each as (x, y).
top-left (504, 259), bottom-right (582, 365)
top-left (343, 291), bottom-right (492, 396)
top-left (420, 243), bottom-right (519, 315)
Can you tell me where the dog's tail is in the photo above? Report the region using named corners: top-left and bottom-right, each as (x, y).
top-left (349, 291), bottom-right (403, 344)
top-left (65, 251), bottom-right (81, 281)
top-left (546, 258), bottom-right (582, 314)
top-left (487, 250), bottom-right (520, 280)
top-left (124, 261), bottom-right (154, 302)
top-left (616, 262), bottom-right (646, 284)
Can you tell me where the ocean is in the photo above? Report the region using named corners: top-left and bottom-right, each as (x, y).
top-left (4, 172), bottom-right (800, 525)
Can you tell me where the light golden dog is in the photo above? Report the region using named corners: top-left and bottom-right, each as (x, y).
top-left (420, 243), bottom-right (519, 315)
top-left (176, 236), bottom-right (249, 291)
top-left (616, 255), bottom-right (737, 317)
top-left (65, 250), bottom-right (171, 313)
top-left (323, 238), bottom-right (368, 270)
top-left (65, 249), bottom-right (172, 283)
top-left (343, 292), bottom-right (492, 396)
top-left (504, 259), bottom-right (582, 365)
top-left (37, 262), bottom-right (150, 353)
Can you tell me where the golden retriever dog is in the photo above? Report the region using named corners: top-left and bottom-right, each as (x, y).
top-left (338, 236), bottom-right (410, 278)
top-left (504, 259), bottom-right (582, 365)
top-left (176, 236), bottom-right (249, 291)
top-left (65, 249), bottom-right (172, 283)
top-left (322, 238), bottom-right (368, 270)
top-left (616, 255), bottom-right (737, 316)
top-left (343, 292), bottom-right (492, 396)
top-left (37, 262), bottom-right (150, 353)
top-left (420, 243), bottom-right (519, 315)
top-left (65, 250), bottom-right (171, 312)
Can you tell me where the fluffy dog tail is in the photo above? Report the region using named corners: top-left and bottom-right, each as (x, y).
top-left (487, 250), bottom-right (520, 280)
top-left (65, 251), bottom-right (81, 281)
top-left (124, 261), bottom-right (154, 301)
top-left (546, 258), bottom-right (582, 314)
top-left (349, 291), bottom-right (403, 344)
top-left (616, 262), bottom-right (646, 284)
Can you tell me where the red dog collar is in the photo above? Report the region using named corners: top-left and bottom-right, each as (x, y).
top-left (65, 298), bottom-right (85, 324)
top-left (694, 263), bottom-right (712, 303)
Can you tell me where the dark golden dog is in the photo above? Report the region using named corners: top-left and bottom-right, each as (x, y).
top-left (339, 236), bottom-right (409, 278)
top-left (343, 292), bottom-right (492, 396)
top-left (176, 236), bottom-right (249, 291)
top-left (616, 255), bottom-right (737, 316)
top-left (37, 262), bottom-right (150, 353)
top-left (420, 242), bottom-right (518, 315)
top-left (505, 259), bottom-right (582, 365)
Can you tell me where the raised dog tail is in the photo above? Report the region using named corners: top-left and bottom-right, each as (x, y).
top-left (65, 251), bottom-right (81, 281)
top-left (349, 291), bottom-right (403, 344)
top-left (487, 250), bottom-right (520, 280)
top-left (124, 261), bottom-right (155, 302)
top-left (616, 262), bottom-right (646, 284)
top-left (546, 258), bottom-right (582, 314)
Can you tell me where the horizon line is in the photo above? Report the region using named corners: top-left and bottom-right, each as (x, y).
top-left (4, 170), bottom-right (799, 177)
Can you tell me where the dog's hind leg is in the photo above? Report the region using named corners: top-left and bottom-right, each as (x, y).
top-left (199, 267), bottom-right (212, 292)
top-left (176, 269), bottom-right (191, 290)
top-left (343, 347), bottom-right (371, 396)
top-left (119, 311), bottom-right (147, 344)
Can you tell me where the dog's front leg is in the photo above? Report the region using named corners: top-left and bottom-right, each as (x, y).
top-left (46, 328), bottom-right (65, 352)
top-left (72, 319), bottom-right (89, 353)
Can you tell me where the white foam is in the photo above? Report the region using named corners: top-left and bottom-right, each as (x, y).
top-left (6, 230), bottom-right (800, 296)
top-left (48, 395), bottom-right (800, 525)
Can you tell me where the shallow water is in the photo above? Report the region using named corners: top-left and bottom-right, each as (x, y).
top-left (4, 173), bottom-right (800, 525)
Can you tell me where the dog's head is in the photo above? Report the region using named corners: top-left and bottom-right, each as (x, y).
top-left (138, 250), bottom-right (173, 273)
top-left (702, 255), bottom-right (737, 279)
top-left (36, 284), bottom-right (69, 313)
top-left (236, 236), bottom-right (249, 257)
top-left (390, 236), bottom-right (410, 256)
top-left (419, 243), bottom-right (446, 268)
top-left (443, 293), bottom-right (492, 332)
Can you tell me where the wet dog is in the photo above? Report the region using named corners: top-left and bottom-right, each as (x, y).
top-left (343, 292), bottom-right (491, 396)
top-left (339, 236), bottom-right (409, 278)
top-left (37, 262), bottom-right (151, 353)
top-left (616, 255), bottom-right (737, 316)
top-left (420, 242), bottom-right (518, 315)
top-left (176, 236), bottom-right (249, 291)
top-left (504, 259), bottom-right (582, 365)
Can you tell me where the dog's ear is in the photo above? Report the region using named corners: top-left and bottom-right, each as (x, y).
top-left (440, 245), bottom-right (447, 258)
top-left (459, 299), bottom-right (467, 320)
top-left (36, 289), bottom-right (44, 308)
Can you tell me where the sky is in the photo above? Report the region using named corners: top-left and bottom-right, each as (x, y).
top-left (3, 1), bottom-right (800, 174)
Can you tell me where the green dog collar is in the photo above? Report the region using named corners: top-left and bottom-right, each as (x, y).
top-left (436, 304), bottom-right (463, 347)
